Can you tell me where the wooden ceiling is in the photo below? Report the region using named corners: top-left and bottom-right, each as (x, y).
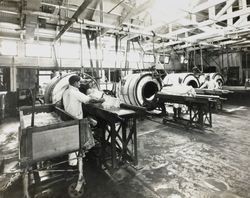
top-left (0, 0), bottom-right (249, 52)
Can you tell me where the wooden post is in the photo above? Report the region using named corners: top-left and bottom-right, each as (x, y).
top-left (10, 57), bottom-right (17, 92)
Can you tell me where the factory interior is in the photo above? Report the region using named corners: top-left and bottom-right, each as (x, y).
top-left (0, 0), bottom-right (250, 197)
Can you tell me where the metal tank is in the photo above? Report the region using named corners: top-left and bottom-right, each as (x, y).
top-left (44, 72), bottom-right (99, 104)
top-left (163, 73), bottom-right (200, 88)
top-left (120, 72), bottom-right (162, 107)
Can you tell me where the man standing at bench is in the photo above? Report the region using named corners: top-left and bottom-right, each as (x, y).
top-left (63, 75), bottom-right (105, 194)
top-left (63, 75), bottom-right (104, 165)
top-left (199, 75), bottom-right (218, 90)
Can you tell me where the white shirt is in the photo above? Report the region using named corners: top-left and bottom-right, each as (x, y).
top-left (63, 85), bottom-right (91, 119)
top-left (162, 85), bottom-right (196, 97)
top-left (200, 80), bottom-right (218, 89)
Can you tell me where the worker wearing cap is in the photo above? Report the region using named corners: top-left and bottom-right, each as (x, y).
top-left (199, 75), bottom-right (218, 90)
top-left (192, 66), bottom-right (201, 77)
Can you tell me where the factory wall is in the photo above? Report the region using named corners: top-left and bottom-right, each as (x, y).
top-left (0, 39), bottom-right (187, 91)
top-left (167, 53), bottom-right (186, 72)
top-left (0, 40), bottom-right (145, 69)
top-left (206, 52), bottom-right (243, 84)
top-left (193, 51), bottom-right (245, 85)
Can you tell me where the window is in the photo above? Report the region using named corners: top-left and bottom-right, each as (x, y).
top-left (83, 49), bottom-right (103, 60)
top-left (103, 51), bottom-right (124, 62)
top-left (128, 51), bottom-right (140, 62)
top-left (26, 43), bottom-right (51, 57)
top-left (0, 40), bottom-right (17, 56)
top-left (159, 55), bottom-right (170, 64)
top-left (144, 54), bottom-right (155, 63)
top-left (58, 43), bottom-right (80, 59)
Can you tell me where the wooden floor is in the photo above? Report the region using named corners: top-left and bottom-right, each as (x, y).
top-left (0, 97), bottom-right (250, 198)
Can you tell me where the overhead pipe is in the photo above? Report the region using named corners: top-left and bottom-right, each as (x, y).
top-left (124, 39), bottom-right (130, 76)
top-left (85, 30), bottom-right (94, 77)
top-left (99, 0), bottom-right (103, 79)
top-left (41, 1), bottom-right (122, 18)
top-left (80, 22), bottom-right (84, 73)
top-left (94, 35), bottom-right (100, 83)
top-left (107, 0), bottom-right (126, 14)
top-left (53, 0), bottom-right (100, 43)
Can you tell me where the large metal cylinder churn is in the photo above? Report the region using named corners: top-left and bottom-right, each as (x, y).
top-left (163, 73), bottom-right (200, 88)
top-left (44, 72), bottom-right (98, 104)
top-left (120, 72), bottom-right (162, 107)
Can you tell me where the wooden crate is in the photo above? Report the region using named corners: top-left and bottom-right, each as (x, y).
top-left (19, 104), bottom-right (85, 167)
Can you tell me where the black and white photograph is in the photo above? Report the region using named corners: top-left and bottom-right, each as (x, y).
top-left (0, 0), bottom-right (250, 197)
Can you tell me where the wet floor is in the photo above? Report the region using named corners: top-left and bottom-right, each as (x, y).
top-left (0, 94), bottom-right (250, 198)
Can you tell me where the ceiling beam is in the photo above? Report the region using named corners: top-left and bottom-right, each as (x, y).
top-left (98, 0), bottom-right (155, 37)
top-left (109, 0), bottom-right (133, 11)
top-left (157, 7), bottom-right (250, 42)
top-left (218, 7), bottom-right (250, 21)
top-left (41, 2), bottom-right (122, 18)
top-left (214, 0), bottom-right (236, 20)
top-left (219, 38), bottom-right (247, 45)
top-left (192, 0), bottom-right (228, 13)
top-left (53, 0), bottom-right (100, 43)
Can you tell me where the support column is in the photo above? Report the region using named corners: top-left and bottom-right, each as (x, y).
top-left (10, 57), bottom-right (17, 92)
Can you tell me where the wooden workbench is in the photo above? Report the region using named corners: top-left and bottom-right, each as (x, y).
top-left (156, 92), bottom-right (216, 128)
top-left (83, 104), bottom-right (137, 170)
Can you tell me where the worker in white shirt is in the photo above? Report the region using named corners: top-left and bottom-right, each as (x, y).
top-left (199, 75), bottom-right (218, 90)
top-left (63, 75), bottom-right (104, 119)
top-left (63, 75), bottom-right (104, 166)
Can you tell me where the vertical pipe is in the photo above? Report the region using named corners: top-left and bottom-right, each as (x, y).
top-left (94, 35), bottom-right (100, 84)
top-left (193, 47), bottom-right (196, 67)
top-left (99, 0), bottom-right (103, 78)
top-left (114, 34), bottom-right (119, 82)
top-left (124, 40), bottom-right (130, 75)
top-left (200, 45), bottom-right (203, 72)
top-left (37, 24), bottom-right (40, 68)
top-left (10, 57), bottom-right (16, 92)
top-left (99, 34), bottom-right (103, 79)
top-left (99, 0), bottom-right (103, 24)
top-left (226, 47), bottom-right (229, 69)
top-left (52, 44), bottom-right (59, 69)
top-left (30, 88), bottom-right (35, 127)
top-left (66, 0), bottom-right (69, 18)
top-left (221, 48), bottom-right (224, 72)
top-left (119, 37), bottom-right (122, 77)
top-left (246, 52), bottom-right (248, 78)
top-left (86, 31), bottom-right (94, 77)
top-left (80, 22), bottom-right (85, 74)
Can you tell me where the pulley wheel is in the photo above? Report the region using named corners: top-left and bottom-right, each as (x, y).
top-left (68, 182), bottom-right (85, 198)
